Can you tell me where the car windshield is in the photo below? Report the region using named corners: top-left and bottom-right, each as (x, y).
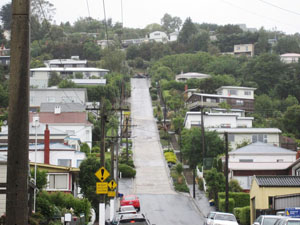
top-left (287, 221), bottom-right (300, 225)
top-left (215, 214), bottom-right (236, 221)
top-left (124, 196), bottom-right (136, 201)
top-left (263, 218), bottom-right (280, 225)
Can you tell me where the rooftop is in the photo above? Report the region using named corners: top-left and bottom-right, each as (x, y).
top-left (216, 86), bottom-right (257, 91)
top-left (230, 142), bottom-right (296, 155)
top-left (254, 176), bottom-right (300, 187)
top-left (40, 103), bottom-right (86, 113)
top-left (280, 53), bottom-right (300, 57)
top-left (29, 112), bottom-right (91, 124)
top-left (71, 79), bottom-right (106, 85)
top-left (229, 162), bottom-right (292, 170)
top-left (0, 143), bottom-right (77, 151)
top-left (207, 128), bottom-right (281, 134)
top-left (30, 67), bottom-right (109, 72)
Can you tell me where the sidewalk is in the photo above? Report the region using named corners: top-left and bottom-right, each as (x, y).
top-left (188, 184), bottom-right (216, 217)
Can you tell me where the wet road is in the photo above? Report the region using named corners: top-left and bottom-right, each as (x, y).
top-left (129, 78), bottom-right (204, 225)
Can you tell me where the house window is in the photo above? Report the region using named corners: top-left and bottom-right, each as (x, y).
top-left (47, 96), bottom-right (56, 102)
top-left (220, 98), bottom-right (226, 103)
top-left (58, 159), bottom-right (72, 167)
top-left (229, 90), bottom-right (237, 95)
top-left (236, 100), bottom-right (244, 105)
top-left (86, 130), bottom-right (90, 140)
top-left (61, 96), bottom-right (74, 103)
top-left (252, 134), bottom-right (267, 143)
top-left (228, 134), bottom-right (235, 142)
top-left (206, 98), bottom-right (217, 103)
top-left (77, 160), bottom-right (83, 168)
top-left (48, 173), bottom-right (68, 190)
top-left (245, 46), bottom-right (249, 51)
top-left (277, 159), bottom-right (284, 162)
top-left (244, 91), bottom-right (251, 95)
top-left (239, 159), bottom-right (254, 162)
top-left (191, 121), bottom-right (201, 127)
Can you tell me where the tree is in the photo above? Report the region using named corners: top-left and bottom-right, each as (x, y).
top-left (0, 3), bottom-right (12, 30)
top-left (283, 105), bottom-right (300, 138)
top-left (178, 17), bottom-right (197, 44)
top-left (145, 23), bottom-right (163, 32)
top-left (187, 32), bottom-right (210, 52)
top-left (229, 179), bottom-right (243, 192)
top-left (58, 79), bottom-right (76, 88)
top-left (48, 72), bottom-right (62, 87)
top-left (101, 49), bottom-right (125, 73)
top-left (30, 169), bottom-right (47, 190)
top-left (83, 40), bottom-right (101, 60)
top-left (161, 13), bottom-right (182, 33)
top-left (31, 0), bottom-right (56, 23)
top-left (205, 168), bottom-right (225, 206)
top-left (274, 36), bottom-right (300, 54)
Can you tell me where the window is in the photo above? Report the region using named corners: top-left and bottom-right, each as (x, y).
top-left (252, 134), bottom-right (267, 143)
top-left (228, 134), bottom-right (235, 142)
top-left (277, 159), bottom-right (284, 162)
top-left (236, 100), bottom-right (244, 105)
top-left (239, 159), bottom-right (253, 162)
top-left (219, 98), bottom-right (226, 103)
top-left (244, 91), bottom-right (251, 95)
top-left (229, 89), bottom-right (237, 95)
top-left (58, 159), bottom-right (72, 167)
top-left (206, 98), bottom-right (217, 103)
top-left (48, 173), bottom-right (68, 190)
top-left (47, 96), bottom-right (56, 102)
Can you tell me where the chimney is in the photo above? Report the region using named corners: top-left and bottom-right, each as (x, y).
top-left (54, 105), bottom-right (61, 114)
top-left (297, 150), bottom-right (300, 160)
top-left (44, 124), bottom-right (50, 164)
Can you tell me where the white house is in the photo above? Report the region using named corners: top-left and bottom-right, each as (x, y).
top-left (184, 111), bottom-right (253, 129)
top-left (216, 86), bottom-right (256, 100)
top-left (30, 88), bottom-right (88, 111)
top-left (208, 127), bottom-right (282, 150)
top-left (44, 58), bottom-right (87, 68)
top-left (280, 53), bottom-right (300, 64)
top-left (29, 109), bottom-right (93, 148)
top-left (169, 31), bottom-right (179, 42)
top-left (148, 31), bottom-right (168, 43)
top-left (228, 142), bottom-right (297, 190)
top-left (175, 72), bottom-right (211, 82)
top-left (30, 67), bottom-right (109, 88)
top-left (0, 155), bottom-right (6, 217)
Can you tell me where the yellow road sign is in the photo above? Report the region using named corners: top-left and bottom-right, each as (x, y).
top-left (108, 180), bottom-right (117, 190)
top-left (96, 182), bottom-right (108, 194)
top-left (107, 191), bottom-right (116, 197)
top-left (95, 167), bottom-right (110, 182)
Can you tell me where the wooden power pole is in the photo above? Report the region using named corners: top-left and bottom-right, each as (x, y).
top-left (6, 0), bottom-right (30, 224)
top-left (225, 132), bottom-right (229, 213)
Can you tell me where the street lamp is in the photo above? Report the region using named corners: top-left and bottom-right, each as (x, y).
top-left (32, 114), bottom-right (39, 213)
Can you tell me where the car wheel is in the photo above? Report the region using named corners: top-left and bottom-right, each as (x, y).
top-left (137, 207), bottom-right (140, 212)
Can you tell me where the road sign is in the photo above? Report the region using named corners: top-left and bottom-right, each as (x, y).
top-left (108, 180), bottom-right (117, 190)
top-left (286, 208), bottom-right (300, 218)
top-left (96, 182), bottom-right (108, 194)
top-left (107, 191), bottom-right (116, 197)
top-left (95, 167), bottom-right (110, 182)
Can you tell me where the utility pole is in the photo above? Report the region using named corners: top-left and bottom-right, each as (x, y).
top-left (200, 107), bottom-right (206, 167)
top-left (125, 117), bottom-right (129, 163)
top-left (6, 0), bottom-right (30, 224)
top-left (109, 129), bottom-right (115, 222)
top-left (225, 132), bottom-right (229, 213)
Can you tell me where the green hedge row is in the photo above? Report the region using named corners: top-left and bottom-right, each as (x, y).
top-left (119, 164), bottom-right (136, 178)
top-left (219, 192), bottom-right (250, 207)
top-left (234, 206), bottom-right (250, 225)
top-left (219, 198), bottom-right (235, 213)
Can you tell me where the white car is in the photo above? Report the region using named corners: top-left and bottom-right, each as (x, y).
top-left (274, 217), bottom-right (300, 225)
top-left (119, 205), bottom-right (137, 215)
top-left (205, 212), bottom-right (239, 225)
top-left (253, 215), bottom-right (285, 225)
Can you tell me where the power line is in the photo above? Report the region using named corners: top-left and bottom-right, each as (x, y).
top-left (86, 0), bottom-right (91, 18)
top-left (102, 0), bottom-right (110, 48)
top-left (257, 0), bottom-right (300, 17)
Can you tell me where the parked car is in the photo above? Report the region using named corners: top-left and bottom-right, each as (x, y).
top-left (117, 213), bottom-right (154, 225)
top-left (120, 195), bottom-right (140, 211)
top-left (253, 215), bottom-right (285, 225)
top-left (205, 212), bottom-right (238, 225)
top-left (274, 217), bottom-right (300, 225)
top-left (119, 205), bottom-right (137, 215)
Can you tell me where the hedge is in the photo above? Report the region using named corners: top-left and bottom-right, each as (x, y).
top-left (240, 206), bottom-right (250, 225)
top-left (234, 207), bottom-right (242, 223)
top-left (219, 192), bottom-right (250, 207)
top-left (119, 164), bottom-right (136, 178)
top-left (164, 151), bottom-right (177, 164)
top-left (219, 198), bottom-right (235, 213)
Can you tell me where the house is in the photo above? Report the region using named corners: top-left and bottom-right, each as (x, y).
top-left (184, 111), bottom-right (253, 129)
top-left (186, 86), bottom-right (256, 112)
top-left (29, 106), bottom-right (93, 148)
top-left (237, 24), bottom-right (257, 33)
top-left (250, 176), bottom-right (300, 223)
top-left (30, 67), bottom-right (109, 88)
top-left (208, 128), bottom-right (282, 150)
top-left (30, 88), bottom-right (88, 111)
top-left (121, 38), bottom-right (148, 47)
top-left (96, 40), bottom-right (115, 49)
top-left (175, 72), bottom-right (211, 82)
top-left (70, 79), bottom-right (106, 86)
top-left (280, 53), bottom-right (300, 64)
top-left (234, 44), bottom-right (254, 57)
top-left (148, 31), bottom-right (168, 43)
top-left (229, 142), bottom-right (297, 190)
top-left (44, 57), bottom-right (87, 68)
top-left (0, 155), bottom-right (6, 216)
top-left (169, 31), bottom-right (179, 42)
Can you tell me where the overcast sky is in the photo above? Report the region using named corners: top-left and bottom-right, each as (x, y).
top-left (1, 0), bottom-right (300, 34)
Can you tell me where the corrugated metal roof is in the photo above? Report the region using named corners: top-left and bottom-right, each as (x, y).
top-left (208, 128), bottom-right (282, 134)
top-left (40, 103), bottom-right (85, 112)
top-left (255, 176), bottom-right (300, 187)
top-left (229, 162), bottom-right (292, 170)
top-left (0, 143), bottom-right (75, 151)
top-left (230, 142), bottom-right (296, 155)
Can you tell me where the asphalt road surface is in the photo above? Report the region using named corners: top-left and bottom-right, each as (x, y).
top-left (129, 78), bottom-right (204, 225)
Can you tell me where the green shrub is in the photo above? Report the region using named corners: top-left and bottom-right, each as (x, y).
top-left (219, 192), bottom-right (250, 207)
top-left (151, 93), bottom-right (158, 100)
top-left (240, 206), bottom-right (250, 225)
top-left (198, 177), bottom-right (204, 191)
top-left (174, 183), bottom-right (190, 192)
top-left (234, 207), bottom-right (242, 223)
top-left (175, 163), bottom-right (183, 175)
top-left (119, 164), bottom-right (136, 178)
top-left (219, 198), bottom-right (235, 213)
